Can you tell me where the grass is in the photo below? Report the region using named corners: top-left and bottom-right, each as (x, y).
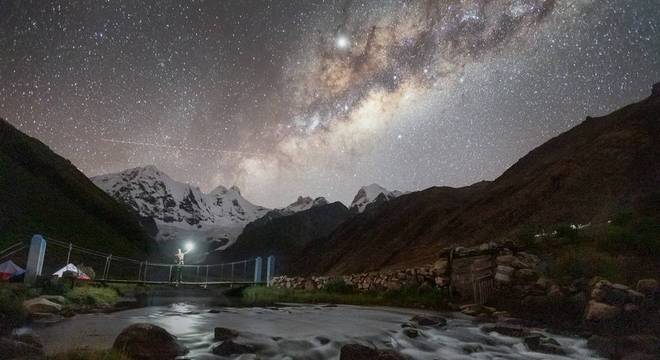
top-left (242, 283), bottom-right (449, 310)
top-left (49, 349), bottom-right (130, 360)
top-left (65, 285), bottom-right (119, 306)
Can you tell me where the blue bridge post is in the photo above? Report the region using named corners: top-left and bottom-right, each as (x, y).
top-left (254, 257), bottom-right (263, 283)
top-left (266, 255), bottom-right (275, 286)
top-left (25, 235), bottom-right (47, 284)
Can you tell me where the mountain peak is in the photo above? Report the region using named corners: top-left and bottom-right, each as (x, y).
top-left (350, 184), bottom-right (401, 213)
top-left (129, 165), bottom-right (162, 175)
top-left (285, 196), bottom-right (329, 213)
top-left (229, 185), bottom-right (241, 195)
top-left (210, 185), bottom-right (228, 195)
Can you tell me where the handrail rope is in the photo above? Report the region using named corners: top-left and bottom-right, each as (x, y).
top-left (48, 239), bottom-right (110, 257)
top-left (44, 235), bottom-right (258, 269)
top-left (0, 245), bottom-right (27, 261)
top-left (47, 237), bottom-right (108, 256)
top-left (0, 241), bottom-right (24, 256)
top-left (48, 241), bottom-right (141, 264)
top-left (137, 259), bottom-right (252, 268)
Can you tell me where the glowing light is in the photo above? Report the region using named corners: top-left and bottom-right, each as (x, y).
top-left (336, 35), bottom-right (349, 49)
top-left (185, 242), bottom-right (194, 252)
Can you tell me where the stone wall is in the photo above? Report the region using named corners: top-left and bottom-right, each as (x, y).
top-left (272, 244), bottom-right (542, 295)
top-left (271, 259), bottom-right (449, 292)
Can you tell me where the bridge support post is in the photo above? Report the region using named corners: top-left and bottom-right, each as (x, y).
top-left (25, 235), bottom-right (47, 285)
top-left (254, 257), bottom-right (262, 283)
top-left (266, 256), bottom-right (275, 287)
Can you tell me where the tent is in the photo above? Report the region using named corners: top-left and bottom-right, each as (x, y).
top-left (0, 260), bottom-right (25, 281)
top-left (53, 263), bottom-right (91, 280)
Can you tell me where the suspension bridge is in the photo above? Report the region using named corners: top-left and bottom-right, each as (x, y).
top-left (0, 234), bottom-right (276, 287)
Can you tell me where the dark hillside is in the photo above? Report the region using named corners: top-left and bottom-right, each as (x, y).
top-left (0, 118), bottom-right (154, 257)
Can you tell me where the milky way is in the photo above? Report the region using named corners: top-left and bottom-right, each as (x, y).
top-left (1, 0), bottom-right (659, 207)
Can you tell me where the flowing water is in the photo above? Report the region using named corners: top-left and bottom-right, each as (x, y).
top-left (32, 302), bottom-right (602, 359)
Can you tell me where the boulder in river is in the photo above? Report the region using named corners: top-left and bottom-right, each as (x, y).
top-left (339, 344), bottom-right (406, 359)
top-left (214, 327), bottom-right (239, 341)
top-left (112, 323), bottom-right (188, 360)
top-left (410, 315), bottom-right (447, 327)
top-left (402, 328), bottom-right (420, 338)
top-left (211, 340), bottom-right (255, 356)
top-left (462, 344), bottom-right (484, 354)
top-left (22, 297), bottom-right (62, 315)
top-left (524, 334), bottom-right (566, 355)
top-left (481, 323), bottom-right (531, 338)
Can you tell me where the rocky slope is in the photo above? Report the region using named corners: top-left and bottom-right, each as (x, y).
top-left (0, 118), bottom-right (153, 257)
top-left (294, 84), bottom-right (660, 275)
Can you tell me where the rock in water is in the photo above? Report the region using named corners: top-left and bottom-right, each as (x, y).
top-left (211, 340), bottom-right (255, 356)
top-left (402, 328), bottom-right (420, 338)
top-left (112, 323), bottom-right (188, 360)
top-left (481, 323), bottom-right (531, 338)
top-left (524, 334), bottom-right (566, 355)
top-left (214, 327), bottom-right (239, 341)
top-left (410, 315), bottom-right (447, 327)
top-left (339, 344), bottom-right (406, 359)
top-left (340, 344), bottom-right (379, 360)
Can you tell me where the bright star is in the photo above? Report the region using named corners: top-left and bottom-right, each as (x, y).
top-left (336, 35), bottom-right (349, 49)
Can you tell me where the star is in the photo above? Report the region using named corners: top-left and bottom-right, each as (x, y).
top-left (335, 35), bottom-right (349, 50)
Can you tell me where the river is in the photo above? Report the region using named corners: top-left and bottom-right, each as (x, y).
top-left (32, 302), bottom-right (602, 359)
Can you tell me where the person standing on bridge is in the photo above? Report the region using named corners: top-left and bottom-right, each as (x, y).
top-left (174, 244), bottom-right (193, 286)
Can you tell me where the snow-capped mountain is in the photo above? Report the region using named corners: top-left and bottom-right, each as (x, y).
top-left (284, 196), bottom-right (329, 213)
top-left (349, 184), bottom-right (402, 213)
top-left (91, 166), bottom-right (269, 249)
top-left (247, 196), bottom-right (330, 227)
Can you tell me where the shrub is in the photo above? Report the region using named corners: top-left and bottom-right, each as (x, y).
top-left (516, 225), bottom-right (538, 250)
top-left (551, 247), bottom-right (621, 283)
top-left (78, 264), bottom-right (96, 280)
top-left (322, 279), bottom-right (354, 294)
top-left (599, 214), bottom-right (660, 256)
top-left (599, 217), bottom-right (660, 256)
top-left (554, 224), bottom-right (581, 244)
top-left (35, 276), bottom-right (68, 295)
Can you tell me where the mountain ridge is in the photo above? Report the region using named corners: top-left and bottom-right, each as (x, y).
top-left (292, 84), bottom-right (660, 275)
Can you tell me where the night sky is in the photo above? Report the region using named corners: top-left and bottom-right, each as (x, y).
top-left (1, 0), bottom-right (659, 208)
